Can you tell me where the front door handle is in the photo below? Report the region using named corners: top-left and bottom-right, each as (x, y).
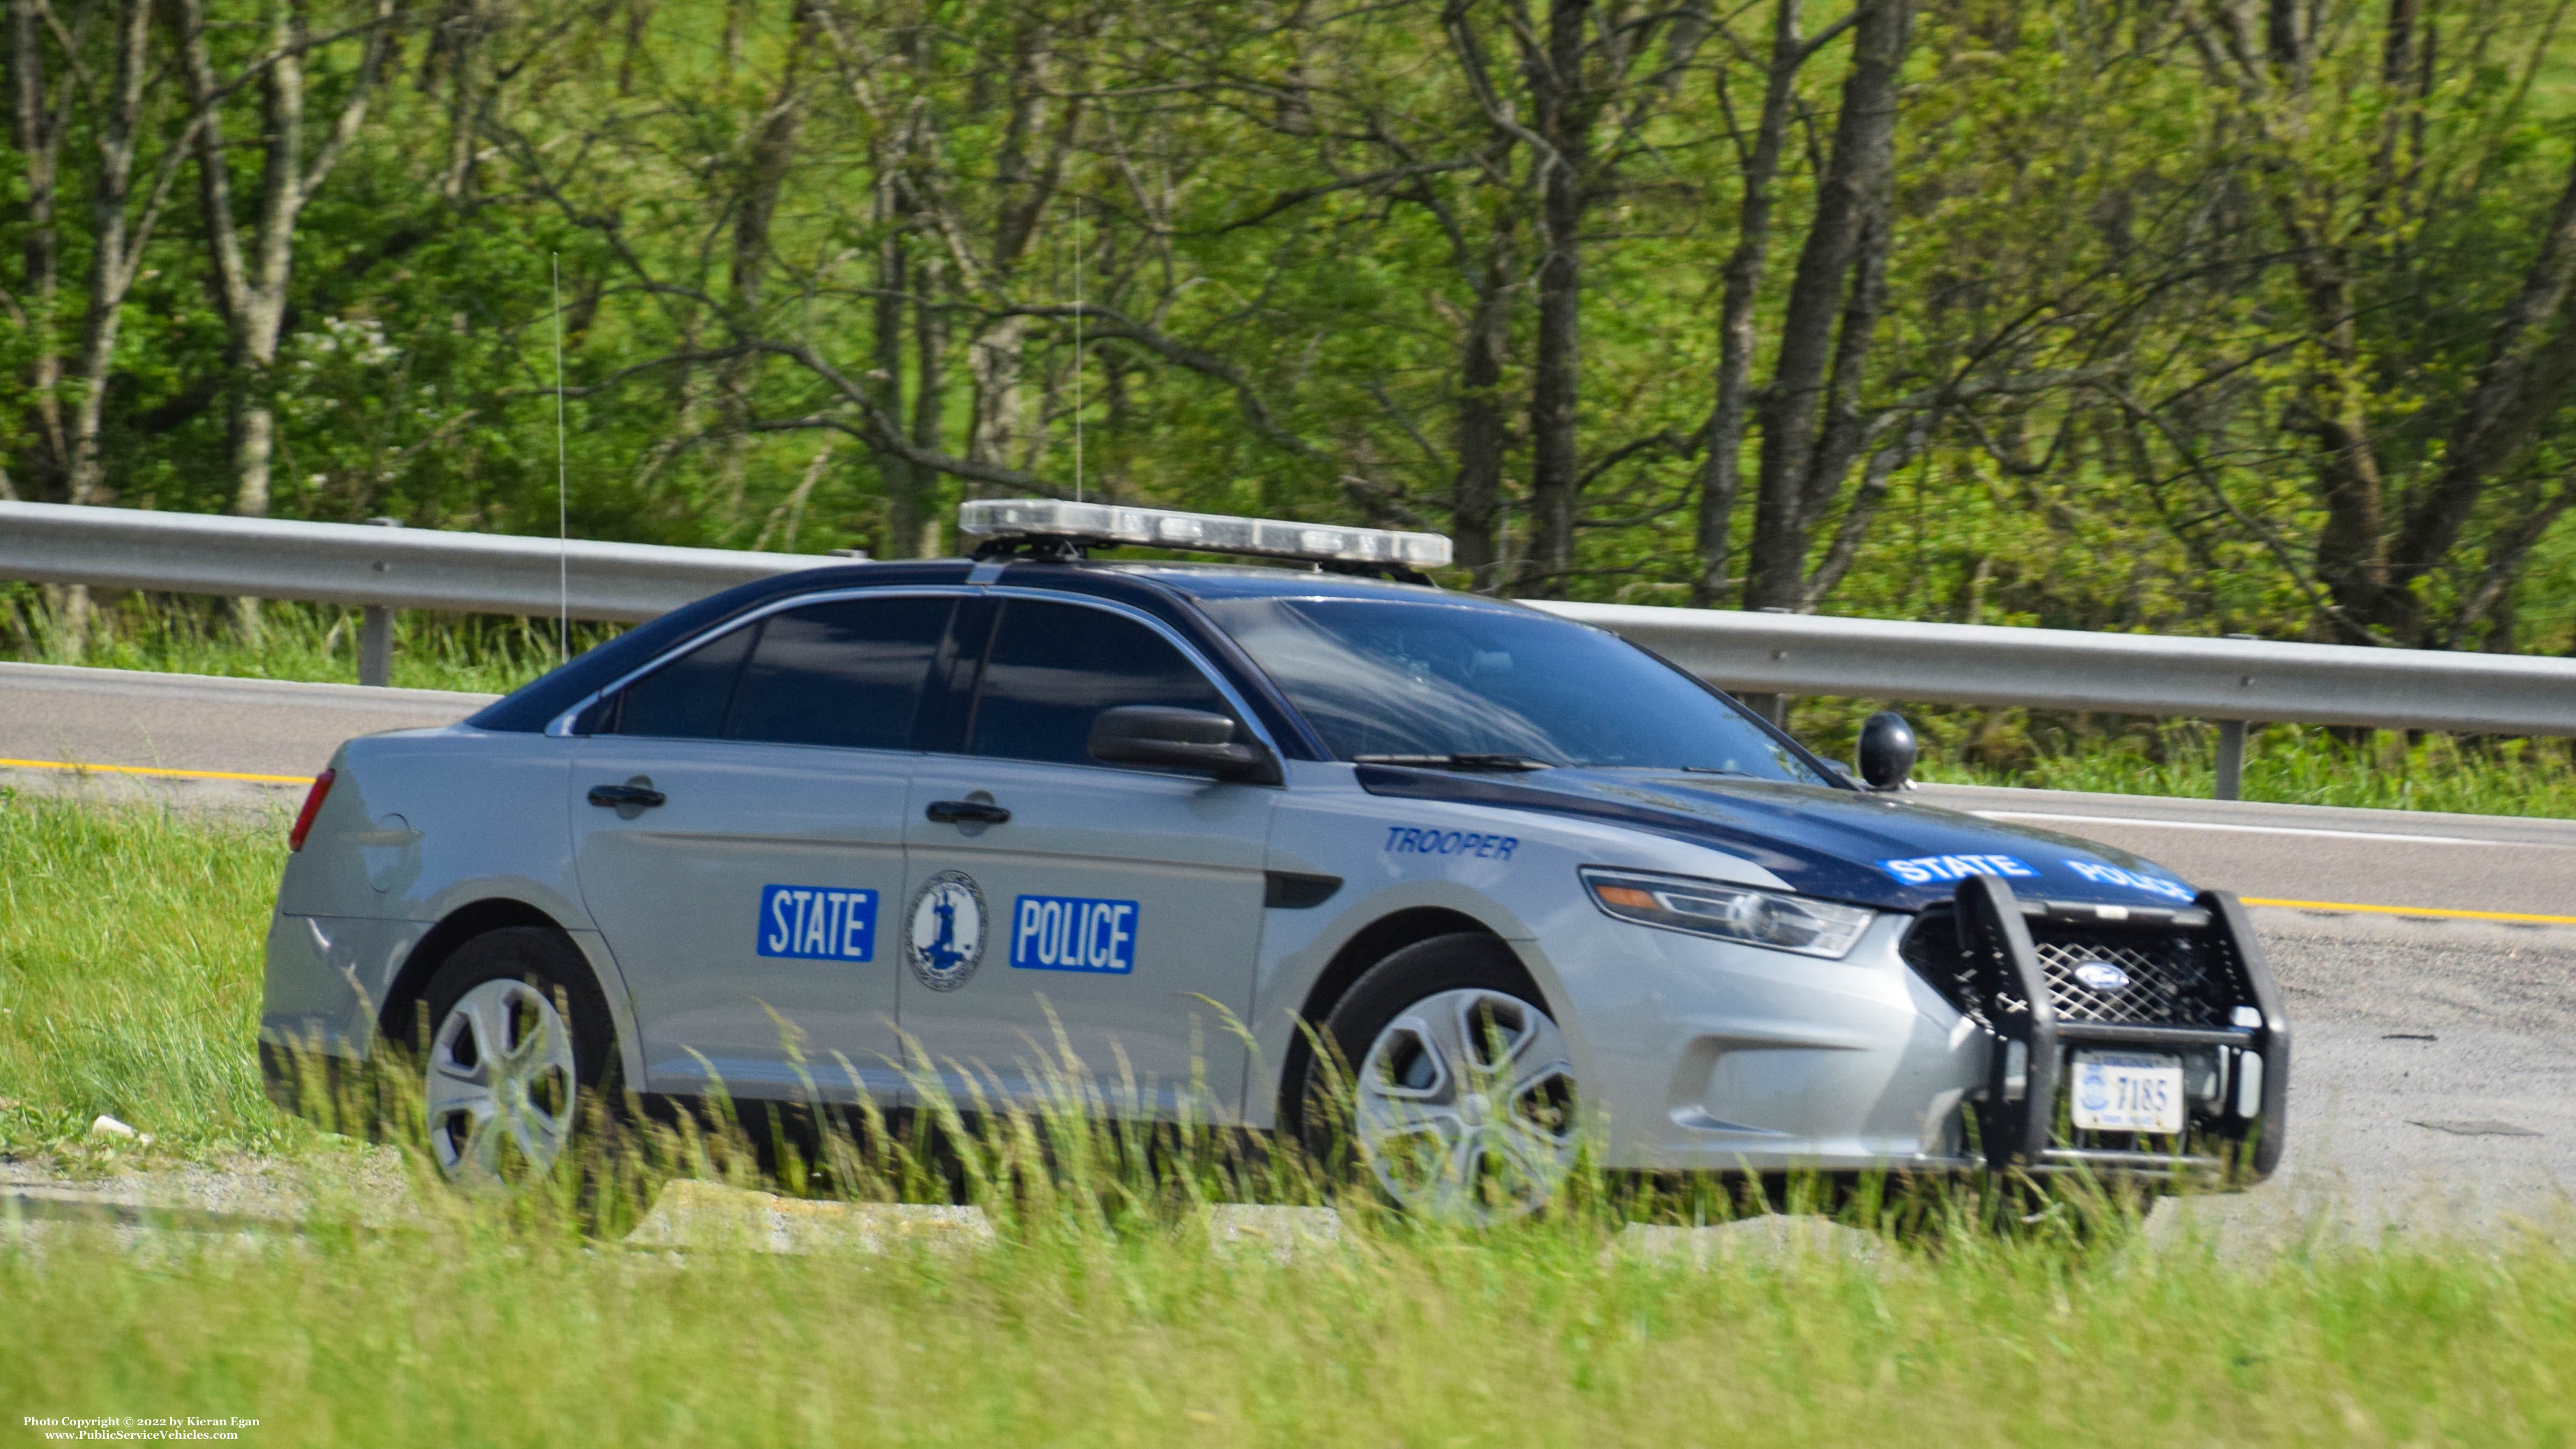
top-left (588, 783), bottom-right (667, 809)
top-left (926, 799), bottom-right (1011, 826)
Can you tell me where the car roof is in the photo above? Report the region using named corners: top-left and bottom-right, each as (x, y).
top-left (467, 553), bottom-right (1534, 736)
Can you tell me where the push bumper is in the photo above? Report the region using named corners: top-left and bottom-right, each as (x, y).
top-left (1954, 874), bottom-right (2289, 1185)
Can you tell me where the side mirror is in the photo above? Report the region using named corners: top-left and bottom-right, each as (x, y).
top-left (1857, 711), bottom-right (1917, 791)
top-left (1088, 706), bottom-right (1280, 784)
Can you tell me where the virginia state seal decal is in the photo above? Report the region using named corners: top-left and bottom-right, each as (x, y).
top-left (905, 870), bottom-right (987, 992)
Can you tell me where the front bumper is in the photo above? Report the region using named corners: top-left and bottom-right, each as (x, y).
top-left (1537, 909), bottom-right (1987, 1176)
top-left (1948, 875), bottom-right (2289, 1185)
top-left (1537, 878), bottom-right (2286, 1187)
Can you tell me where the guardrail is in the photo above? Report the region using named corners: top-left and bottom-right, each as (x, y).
top-left (8, 500), bottom-right (2572, 798)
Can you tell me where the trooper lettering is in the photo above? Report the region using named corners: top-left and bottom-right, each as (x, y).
top-left (1382, 826), bottom-right (1519, 861)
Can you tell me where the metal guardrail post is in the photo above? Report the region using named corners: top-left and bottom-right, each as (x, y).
top-left (359, 517), bottom-right (399, 687)
top-left (2214, 719), bottom-right (2248, 801)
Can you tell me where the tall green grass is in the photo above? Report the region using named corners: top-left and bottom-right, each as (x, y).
top-left (1, 584), bottom-right (616, 695)
top-left (1924, 721), bottom-right (2576, 816)
top-left (1792, 700), bottom-right (2576, 818)
top-left (5, 1162), bottom-right (2576, 1445)
top-left (0, 793), bottom-right (294, 1155)
top-left (9, 797), bottom-right (2576, 1444)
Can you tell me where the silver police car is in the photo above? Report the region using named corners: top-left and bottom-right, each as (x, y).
top-left (262, 502), bottom-right (2288, 1215)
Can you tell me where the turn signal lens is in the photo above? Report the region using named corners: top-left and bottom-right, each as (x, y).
top-left (289, 769), bottom-right (336, 852)
top-left (1580, 867), bottom-right (1874, 959)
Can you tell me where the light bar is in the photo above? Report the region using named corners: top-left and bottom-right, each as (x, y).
top-left (958, 498), bottom-right (1453, 569)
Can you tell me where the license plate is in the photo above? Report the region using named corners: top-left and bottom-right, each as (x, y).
top-left (2070, 1051), bottom-right (2185, 1134)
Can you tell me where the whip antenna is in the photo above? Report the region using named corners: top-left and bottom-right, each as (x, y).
top-left (1073, 189), bottom-right (1082, 503)
top-left (552, 254), bottom-right (569, 663)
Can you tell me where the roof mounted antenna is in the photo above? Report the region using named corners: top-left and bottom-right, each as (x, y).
top-left (958, 499), bottom-right (1451, 583)
top-left (552, 252), bottom-right (569, 665)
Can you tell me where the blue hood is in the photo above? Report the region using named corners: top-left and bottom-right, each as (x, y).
top-left (1356, 765), bottom-right (2201, 913)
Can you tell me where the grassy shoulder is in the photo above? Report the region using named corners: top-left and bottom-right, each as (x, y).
top-left (6, 800), bottom-right (2576, 1444)
top-left (6, 1186), bottom-right (2576, 1445)
top-left (1, 587), bottom-right (611, 696)
top-left (0, 794), bottom-right (295, 1158)
top-left (1920, 725), bottom-right (2576, 817)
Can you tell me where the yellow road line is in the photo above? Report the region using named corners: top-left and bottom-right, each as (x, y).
top-left (0, 757), bottom-right (314, 786)
top-left (2242, 896), bottom-right (2576, 926)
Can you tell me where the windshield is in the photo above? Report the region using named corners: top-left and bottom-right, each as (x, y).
top-left (1194, 595), bottom-right (1828, 782)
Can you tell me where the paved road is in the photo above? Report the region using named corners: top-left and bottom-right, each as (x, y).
top-left (6, 662), bottom-right (2574, 1235)
top-left (0, 661), bottom-right (496, 810)
top-left (1919, 781), bottom-right (2576, 921)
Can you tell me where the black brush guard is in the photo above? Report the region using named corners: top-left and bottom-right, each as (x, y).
top-left (1954, 874), bottom-right (2290, 1183)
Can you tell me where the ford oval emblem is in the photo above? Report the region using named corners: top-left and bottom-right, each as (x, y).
top-left (2072, 960), bottom-right (2132, 993)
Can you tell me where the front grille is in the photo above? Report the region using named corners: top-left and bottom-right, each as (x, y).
top-left (1902, 910), bottom-right (2245, 1028)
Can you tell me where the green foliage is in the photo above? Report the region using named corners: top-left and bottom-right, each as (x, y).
top-left (7, 1200), bottom-right (2576, 1446)
top-left (0, 794), bottom-right (293, 1155)
top-left (0, 584), bottom-right (617, 695)
top-left (9, 0), bottom-right (2576, 651)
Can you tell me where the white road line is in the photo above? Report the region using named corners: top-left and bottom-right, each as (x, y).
top-left (1969, 809), bottom-right (2530, 847)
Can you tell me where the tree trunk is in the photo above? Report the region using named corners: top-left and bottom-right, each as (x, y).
top-left (875, 175), bottom-right (924, 557)
top-left (1692, 0), bottom-right (1804, 607)
top-left (1452, 232), bottom-right (1514, 588)
top-left (1743, 0), bottom-right (1913, 610)
top-left (65, 0), bottom-right (159, 511)
top-left (909, 245), bottom-right (948, 555)
top-left (8, 0), bottom-right (68, 500)
top-left (180, 0), bottom-right (393, 525)
top-left (1523, 0), bottom-right (1593, 596)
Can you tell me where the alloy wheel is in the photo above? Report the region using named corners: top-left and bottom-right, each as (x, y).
top-left (1352, 987), bottom-right (1576, 1222)
top-left (424, 978), bottom-right (579, 1181)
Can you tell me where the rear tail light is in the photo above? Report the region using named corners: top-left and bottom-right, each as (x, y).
top-left (289, 769), bottom-right (336, 852)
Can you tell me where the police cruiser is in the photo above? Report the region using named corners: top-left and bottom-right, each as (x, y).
top-left (261, 500), bottom-right (2288, 1216)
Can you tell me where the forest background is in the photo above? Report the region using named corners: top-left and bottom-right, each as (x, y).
top-left (11, 0), bottom-right (2576, 678)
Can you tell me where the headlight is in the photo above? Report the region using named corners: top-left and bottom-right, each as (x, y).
top-left (1580, 867), bottom-right (1875, 960)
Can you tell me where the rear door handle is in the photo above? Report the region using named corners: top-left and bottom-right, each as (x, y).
top-left (925, 799), bottom-right (1010, 825)
top-left (588, 783), bottom-right (667, 809)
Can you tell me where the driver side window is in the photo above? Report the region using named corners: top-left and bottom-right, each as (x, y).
top-left (965, 600), bottom-right (1231, 766)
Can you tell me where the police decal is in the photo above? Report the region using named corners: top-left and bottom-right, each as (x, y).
top-left (758, 884), bottom-right (878, 961)
top-left (1877, 854), bottom-right (2035, 885)
top-left (2064, 860), bottom-right (2197, 903)
top-left (1010, 895), bottom-right (1139, 974)
top-left (905, 870), bottom-right (988, 992)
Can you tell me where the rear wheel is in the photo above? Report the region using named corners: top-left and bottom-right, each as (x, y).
top-left (414, 927), bottom-right (616, 1185)
top-left (1301, 935), bottom-right (1578, 1223)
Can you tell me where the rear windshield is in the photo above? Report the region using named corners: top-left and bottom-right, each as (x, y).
top-left (1194, 596), bottom-right (1827, 782)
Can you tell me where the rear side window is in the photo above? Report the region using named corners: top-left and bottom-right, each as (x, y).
top-left (967, 600), bottom-right (1229, 766)
top-left (610, 595), bottom-right (954, 750)
top-left (612, 623), bottom-right (754, 740)
top-left (727, 596), bottom-right (954, 749)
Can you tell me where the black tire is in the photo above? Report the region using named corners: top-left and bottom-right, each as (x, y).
top-left (1294, 933), bottom-right (1574, 1218)
top-left (412, 926), bottom-right (620, 1181)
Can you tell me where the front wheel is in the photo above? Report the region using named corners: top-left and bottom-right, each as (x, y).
top-left (1301, 935), bottom-right (1578, 1223)
top-left (414, 927), bottom-right (617, 1185)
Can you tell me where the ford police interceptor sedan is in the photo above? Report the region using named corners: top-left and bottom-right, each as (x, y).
top-left (262, 501), bottom-right (2288, 1216)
